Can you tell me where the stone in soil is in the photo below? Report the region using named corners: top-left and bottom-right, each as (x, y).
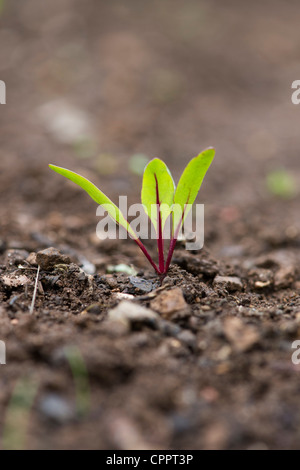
top-left (177, 330), bottom-right (197, 350)
top-left (36, 247), bottom-right (72, 271)
top-left (213, 275), bottom-right (243, 292)
top-left (274, 265), bottom-right (296, 289)
top-left (107, 300), bottom-right (159, 330)
top-left (26, 252), bottom-right (38, 266)
top-left (38, 393), bottom-right (75, 424)
top-left (150, 287), bottom-right (190, 320)
top-left (128, 276), bottom-right (155, 294)
top-left (223, 317), bottom-right (260, 352)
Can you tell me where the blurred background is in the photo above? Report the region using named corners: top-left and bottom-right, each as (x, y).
top-left (0, 0), bottom-right (299, 236)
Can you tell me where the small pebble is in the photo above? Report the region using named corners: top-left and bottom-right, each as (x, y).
top-left (38, 394), bottom-right (75, 423)
top-left (36, 247), bottom-right (71, 271)
top-left (150, 287), bottom-right (190, 320)
top-left (213, 275), bottom-right (243, 292)
top-left (107, 301), bottom-right (159, 329)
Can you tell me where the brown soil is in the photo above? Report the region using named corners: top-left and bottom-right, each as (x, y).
top-left (0, 0), bottom-right (300, 450)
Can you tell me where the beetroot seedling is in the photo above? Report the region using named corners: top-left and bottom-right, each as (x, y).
top-left (49, 147), bottom-right (214, 280)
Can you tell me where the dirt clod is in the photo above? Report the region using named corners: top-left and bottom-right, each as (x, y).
top-left (223, 317), bottom-right (260, 352)
top-left (213, 275), bottom-right (243, 292)
top-left (107, 300), bottom-right (159, 329)
top-left (274, 266), bottom-right (296, 289)
top-left (36, 247), bottom-right (72, 271)
top-left (150, 287), bottom-right (190, 320)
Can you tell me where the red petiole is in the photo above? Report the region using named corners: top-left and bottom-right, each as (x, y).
top-left (154, 174), bottom-right (165, 274)
top-left (134, 198), bottom-right (189, 282)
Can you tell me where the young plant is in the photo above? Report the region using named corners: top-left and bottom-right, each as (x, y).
top-left (49, 147), bottom-right (215, 280)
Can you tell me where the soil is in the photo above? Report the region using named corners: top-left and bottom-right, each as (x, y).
top-left (0, 0), bottom-right (300, 450)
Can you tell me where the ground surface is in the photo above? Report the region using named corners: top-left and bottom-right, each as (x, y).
top-left (0, 0), bottom-right (300, 449)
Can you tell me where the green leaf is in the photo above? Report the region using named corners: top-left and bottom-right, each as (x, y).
top-left (141, 158), bottom-right (175, 233)
top-left (49, 164), bottom-right (137, 239)
top-left (173, 148), bottom-right (215, 230)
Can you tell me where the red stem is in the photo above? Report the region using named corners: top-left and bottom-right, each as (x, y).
top-left (164, 195), bottom-right (191, 274)
top-left (134, 238), bottom-right (160, 274)
top-left (164, 236), bottom-right (177, 274)
top-left (154, 174), bottom-right (165, 274)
